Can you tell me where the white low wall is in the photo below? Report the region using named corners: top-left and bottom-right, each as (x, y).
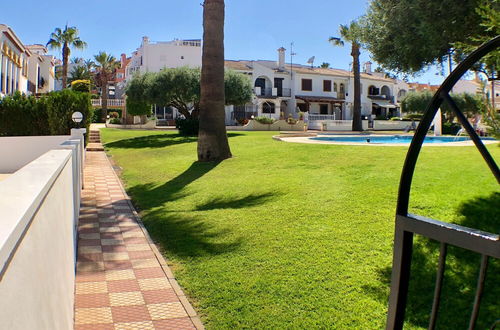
top-left (0, 150), bottom-right (76, 330)
top-left (373, 120), bottom-right (420, 130)
top-left (106, 120), bottom-right (156, 129)
top-left (241, 119), bottom-right (305, 131)
top-left (308, 120), bottom-right (419, 131)
top-left (0, 136), bottom-right (69, 173)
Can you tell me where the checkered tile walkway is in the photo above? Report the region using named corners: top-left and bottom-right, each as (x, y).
top-left (75, 151), bottom-right (202, 330)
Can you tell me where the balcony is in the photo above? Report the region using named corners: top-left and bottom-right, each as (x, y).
top-left (91, 98), bottom-right (125, 108)
top-left (254, 87), bottom-right (291, 98)
top-left (368, 94), bottom-right (395, 103)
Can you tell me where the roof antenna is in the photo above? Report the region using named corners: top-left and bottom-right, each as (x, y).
top-left (307, 56), bottom-right (315, 69)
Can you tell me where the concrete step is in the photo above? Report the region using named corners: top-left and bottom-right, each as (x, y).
top-left (86, 142), bottom-right (104, 152)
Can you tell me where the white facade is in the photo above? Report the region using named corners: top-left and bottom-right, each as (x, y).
top-left (0, 24), bottom-right (29, 97)
top-left (125, 36), bottom-right (202, 81)
top-left (26, 45), bottom-right (56, 94)
top-left (0, 25), bottom-right (55, 97)
top-left (225, 48), bottom-right (405, 124)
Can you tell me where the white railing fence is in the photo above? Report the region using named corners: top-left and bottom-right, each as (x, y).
top-left (91, 99), bottom-right (125, 107)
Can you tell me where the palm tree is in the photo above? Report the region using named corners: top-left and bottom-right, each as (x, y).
top-left (330, 21), bottom-right (363, 131)
top-left (94, 52), bottom-right (119, 121)
top-left (320, 62), bottom-right (330, 68)
top-left (47, 25), bottom-right (87, 89)
top-left (197, 0), bottom-right (232, 161)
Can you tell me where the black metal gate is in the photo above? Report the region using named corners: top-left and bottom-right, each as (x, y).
top-left (386, 36), bottom-right (500, 329)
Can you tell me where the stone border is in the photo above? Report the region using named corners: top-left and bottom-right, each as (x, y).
top-left (103, 152), bottom-right (204, 329)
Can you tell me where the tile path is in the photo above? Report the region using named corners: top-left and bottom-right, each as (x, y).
top-left (75, 147), bottom-right (202, 330)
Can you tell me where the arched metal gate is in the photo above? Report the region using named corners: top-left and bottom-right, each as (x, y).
top-left (386, 36), bottom-right (500, 329)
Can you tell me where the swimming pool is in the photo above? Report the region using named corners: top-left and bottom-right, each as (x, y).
top-left (310, 135), bottom-right (496, 144)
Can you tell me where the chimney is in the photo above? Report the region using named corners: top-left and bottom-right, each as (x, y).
top-left (142, 36), bottom-right (150, 46)
top-left (121, 53), bottom-right (127, 67)
top-left (277, 47), bottom-right (286, 71)
top-left (364, 61), bottom-right (372, 74)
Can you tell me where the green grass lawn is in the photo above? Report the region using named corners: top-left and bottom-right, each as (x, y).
top-left (100, 129), bottom-right (499, 329)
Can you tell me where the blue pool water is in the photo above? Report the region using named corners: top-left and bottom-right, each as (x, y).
top-left (311, 135), bottom-right (496, 144)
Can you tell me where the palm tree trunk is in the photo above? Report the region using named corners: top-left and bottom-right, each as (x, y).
top-left (351, 43), bottom-right (363, 131)
top-left (62, 43), bottom-right (69, 89)
top-left (101, 77), bottom-right (108, 122)
top-left (197, 0), bottom-right (232, 161)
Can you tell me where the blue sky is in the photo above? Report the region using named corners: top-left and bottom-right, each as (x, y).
top-left (2, 0), bottom-right (448, 84)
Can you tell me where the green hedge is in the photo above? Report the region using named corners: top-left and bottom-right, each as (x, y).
top-left (175, 117), bottom-right (199, 136)
top-left (92, 108), bottom-right (123, 123)
top-left (0, 90), bottom-right (93, 139)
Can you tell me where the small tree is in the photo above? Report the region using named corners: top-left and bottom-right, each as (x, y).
top-left (71, 79), bottom-right (91, 93)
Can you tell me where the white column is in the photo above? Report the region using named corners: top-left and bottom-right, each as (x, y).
top-left (433, 108), bottom-right (442, 136)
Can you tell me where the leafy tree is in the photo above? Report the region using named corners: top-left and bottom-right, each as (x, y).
top-left (224, 70), bottom-right (252, 106)
top-left (401, 91), bottom-right (487, 123)
top-left (46, 25), bottom-right (87, 89)
top-left (68, 65), bottom-right (92, 84)
top-left (320, 62), bottom-right (330, 68)
top-left (454, 0), bottom-right (500, 107)
top-left (330, 21), bottom-right (364, 131)
top-left (361, 0), bottom-right (484, 74)
top-left (93, 52), bottom-right (119, 121)
top-left (149, 67), bottom-right (201, 119)
top-left (126, 68), bottom-right (252, 122)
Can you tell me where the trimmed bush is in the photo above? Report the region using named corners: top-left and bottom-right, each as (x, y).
top-left (175, 117), bottom-right (199, 136)
top-left (0, 92), bottom-right (50, 136)
top-left (442, 122), bottom-right (462, 135)
top-left (254, 116), bottom-right (276, 124)
top-left (0, 90), bottom-right (93, 140)
top-left (71, 79), bottom-right (91, 93)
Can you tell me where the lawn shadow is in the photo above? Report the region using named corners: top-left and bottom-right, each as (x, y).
top-left (126, 160), bottom-right (276, 258)
top-left (362, 192), bottom-right (500, 329)
top-left (128, 161), bottom-right (221, 209)
top-left (195, 192), bottom-right (276, 211)
top-left (105, 132), bottom-right (243, 149)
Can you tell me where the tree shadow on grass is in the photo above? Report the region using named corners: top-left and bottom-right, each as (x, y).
top-left (105, 133), bottom-right (243, 149)
top-left (126, 161), bottom-right (276, 258)
top-left (363, 192), bottom-right (500, 329)
top-left (195, 192), bottom-right (276, 211)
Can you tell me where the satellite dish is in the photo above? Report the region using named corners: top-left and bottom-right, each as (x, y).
top-left (307, 56), bottom-right (315, 68)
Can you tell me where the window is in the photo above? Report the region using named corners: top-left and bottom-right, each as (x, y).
top-left (323, 80), bottom-right (332, 92)
top-left (339, 83), bottom-right (345, 94)
top-left (368, 85), bottom-right (379, 95)
top-left (334, 82), bottom-right (338, 92)
top-left (262, 102), bottom-right (275, 114)
top-left (297, 103), bottom-right (308, 112)
top-left (301, 79), bottom-right (312, 91)
top-left (320, 104), bottom-right (329, 114)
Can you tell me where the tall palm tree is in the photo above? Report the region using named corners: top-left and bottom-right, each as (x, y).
top-left (94, 52), bottom-right (119, 121)
top-left (330, 21), bottom-right (363, 131)
top-left (47, 25), bottom-right (87, 89)
top-left (197, 0), bottom-right (232, 161)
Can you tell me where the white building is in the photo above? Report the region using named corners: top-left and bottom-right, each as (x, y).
top-left (0, 25), bottom-right (55, 97)
top-left (25, 44), bottom-right (56, 94)
top-left (0, 24), bottom-right (30, 97)
top-left (125, 36), bottom-right (202, 81)
top-left (224, 48), bottom-right (407, 124)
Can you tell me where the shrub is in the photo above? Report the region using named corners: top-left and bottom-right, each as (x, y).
top-left (237, 118), bottom-right (249, 126)
top-left (403, 113), bottom-right (423, 121)
top-left (287, 117), bottom-right (298, 125)
top-left (0, 92), bottom-right (50, 136)
top-left (442, 122), bottom-right (462, 135)
top-left (71, 79), bottom-right (91, 93)
top-left (0, 90), bottom-right (93, 140)
top-left (109, 111), bottom-right (119, 118)
top-left (175, 117), bottom-right (199, 136)
top-left (109, 118), bottom-right (122, 125)
top-left (254, 116), bottom-right (275, 124)
top-left (375, 115), bottom-right (387, 120)
top-left (44, 89), bottom-right (93, 136)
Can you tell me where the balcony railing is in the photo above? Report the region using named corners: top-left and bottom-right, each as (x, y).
top-left (254, 87), bottom-right (291, 98)
top-left (91, 99), bottom-right (125, 108)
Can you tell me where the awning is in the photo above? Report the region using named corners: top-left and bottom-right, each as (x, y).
top-left (373, 102), bottom-right (397, 109)
top-left (296, 95), bottom-right (345, 104)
